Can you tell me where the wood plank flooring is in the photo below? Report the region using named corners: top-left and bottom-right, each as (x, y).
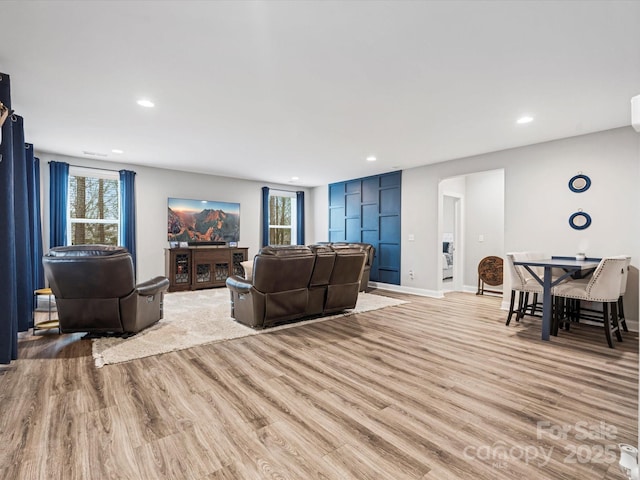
top-left (0, 291), bottom-right (637, 479)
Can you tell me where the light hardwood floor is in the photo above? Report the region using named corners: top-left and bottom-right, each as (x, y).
top-left (0, 291), bottom-right (637, 479)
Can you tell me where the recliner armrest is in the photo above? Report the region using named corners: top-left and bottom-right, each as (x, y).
top-left (226, 275), bottom-right (252, 294)
top-left (136, 276), bottom-right (170, 296)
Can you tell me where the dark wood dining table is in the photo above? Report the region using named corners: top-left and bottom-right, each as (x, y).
top-left (512, 257), bottom-right (600, 340)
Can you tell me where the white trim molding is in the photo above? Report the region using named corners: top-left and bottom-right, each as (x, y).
top-left (368, 281), bottom-right (443, 298)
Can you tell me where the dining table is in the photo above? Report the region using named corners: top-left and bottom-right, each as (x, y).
top-left (512, 257), bottom-right (600, 341)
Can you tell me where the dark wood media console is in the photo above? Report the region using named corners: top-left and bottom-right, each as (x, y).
top-left (165, 246), bottom-right (248, 292)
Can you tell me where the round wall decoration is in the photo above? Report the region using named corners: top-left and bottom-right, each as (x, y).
top-left (568, 174), bottom-right (591, 193)
top-left (568, 211), bottom-right (592, 230)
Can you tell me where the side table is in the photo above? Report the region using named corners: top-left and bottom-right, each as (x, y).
top-left (33, 287), bottom-right (60, 334)
top-left (476, 256), bottom-right (504, 296)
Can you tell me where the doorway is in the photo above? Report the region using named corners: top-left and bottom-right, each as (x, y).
top-left (442, 194), bottom-right (462, 292)
top-left (438, 169), bottom-right (505, 295)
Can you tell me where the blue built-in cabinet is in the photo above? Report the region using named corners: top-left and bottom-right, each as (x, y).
top-left (329, 171), bottom-right (401, 285)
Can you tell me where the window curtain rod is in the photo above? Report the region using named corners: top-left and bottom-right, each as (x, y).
top-left (47, 162), bottom-right (123, 173)
top-left (269, 187), bottom-right (305, 194)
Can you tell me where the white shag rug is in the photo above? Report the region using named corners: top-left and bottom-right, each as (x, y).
top-left (92, 289), bottom-right (407, 368)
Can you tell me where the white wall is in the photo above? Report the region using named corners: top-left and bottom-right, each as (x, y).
top-left (440, 176), bottom-right (466, 198)
top-left (38, 153), bottom-right (315, 282)
top-left (314, 127), bottom-right (640, 321)
top-left (463, 170), bottom-right (505, 291)
top-left (311, 184), bottom-right (329, 243)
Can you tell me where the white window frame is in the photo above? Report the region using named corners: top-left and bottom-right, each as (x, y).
top-left (268, 190), bottom-right (297, 245)
top-left (67, 166), bottom-right (121, 246)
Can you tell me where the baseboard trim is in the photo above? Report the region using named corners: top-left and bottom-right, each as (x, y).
top-left (368, 282), bottom-right (444, 299)
top-left (625, 319), bottom-right (639, 332)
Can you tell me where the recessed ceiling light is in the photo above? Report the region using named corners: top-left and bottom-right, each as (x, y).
top-left (137, 99), bottom-right (155, 108)
top-left (366, 156), bottom-right (377, 162)
top-left (291, 176), bottom-right (299, 181)
top-left (517, 116), bottom-right (534, 124)
top-left (111, 149), bottom-right (124, 154)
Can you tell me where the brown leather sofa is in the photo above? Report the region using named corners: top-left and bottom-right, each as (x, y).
top-left (225, 244), bottom-right (366, 328)
top-left (318, 242), bottom-right (375, 291)
top-left (43, 245), bottom-right (170, 335)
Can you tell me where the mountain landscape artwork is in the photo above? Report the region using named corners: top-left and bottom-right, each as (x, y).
top-left (168, 198), bottom-right (240, 243)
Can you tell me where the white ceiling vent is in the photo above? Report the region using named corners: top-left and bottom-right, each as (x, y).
top-left (82, 151), bottom-right (109, 157)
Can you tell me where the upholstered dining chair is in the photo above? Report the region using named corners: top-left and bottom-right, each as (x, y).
top-left (552, 256), bottom-right (627, 348)
top-left (505, 252), bottom-right (544, 325)
top-left (618, 255), bottom-right (631, 332)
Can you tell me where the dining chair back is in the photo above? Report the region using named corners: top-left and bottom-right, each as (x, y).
top-left (552, 256), bottom-right (627, 348)
top-left (584, 256), bottom-right (627, 301)
top-left (524, 251), bottom-right (546, 280)
top-left (618, 256), bottom-right (631, 332)
top-left (505, 253), bottom-right (543, 326)
top-left (506, 252), bottom-right (525, 291)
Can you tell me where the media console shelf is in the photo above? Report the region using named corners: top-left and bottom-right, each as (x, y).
top-left (165, 246), bottom-right (248, 292)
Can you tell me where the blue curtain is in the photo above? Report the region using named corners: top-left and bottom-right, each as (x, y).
top-left (119, 170), bottom-right (137, 270)
top-left (261, 186), bottom-right (269, 247)
top-left (27, 150), bottom-right (44, 293)
top-left (0, 75), bottom-right (46, 364)
top-left (12, 116), bottom-right (33, 331)
top-left (0, 72), bottom-right (18, 363)
top-left (49, 161), bottom-right (69, 247)
top-left (296, 191), bottom-right (305, 245)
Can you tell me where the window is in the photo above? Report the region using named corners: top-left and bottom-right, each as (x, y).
top-left (67, 167), bottom-right (120, 245)
top-left (268, 190), bottom-right (297, 245)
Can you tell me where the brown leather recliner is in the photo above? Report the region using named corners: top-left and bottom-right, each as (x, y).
top-left (307, 244), bottom-right (336, 316)
top-left (356, 243), bottom-right (375, 291)
top-left (226, 245), bottom-right (316, 328)
top-left (42, 245), bottom-right (170, 335)
top-left (318, 242), bottom-right (375, 291)
top-left (323, 244), bottom-right (367, 312)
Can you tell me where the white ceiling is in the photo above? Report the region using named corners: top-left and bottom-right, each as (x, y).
top-left (1, 1), bottom-right (639, 187)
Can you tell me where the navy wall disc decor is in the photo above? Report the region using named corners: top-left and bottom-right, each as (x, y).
top-left (568, 174), bottom-right (591, 193)
top-left (569, 211), bottom-right (592, 230)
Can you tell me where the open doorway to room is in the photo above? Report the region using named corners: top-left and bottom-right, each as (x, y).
top-left (442, 194), bottom-right (461, 292)
top-left (438, 169), bottom-right (505, 294)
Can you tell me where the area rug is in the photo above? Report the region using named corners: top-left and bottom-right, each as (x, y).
top-left (92, 289), bottom-right (407, 368)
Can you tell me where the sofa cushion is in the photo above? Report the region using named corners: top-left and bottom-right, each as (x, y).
top-left (253, 246), bottom-right (315, 293)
